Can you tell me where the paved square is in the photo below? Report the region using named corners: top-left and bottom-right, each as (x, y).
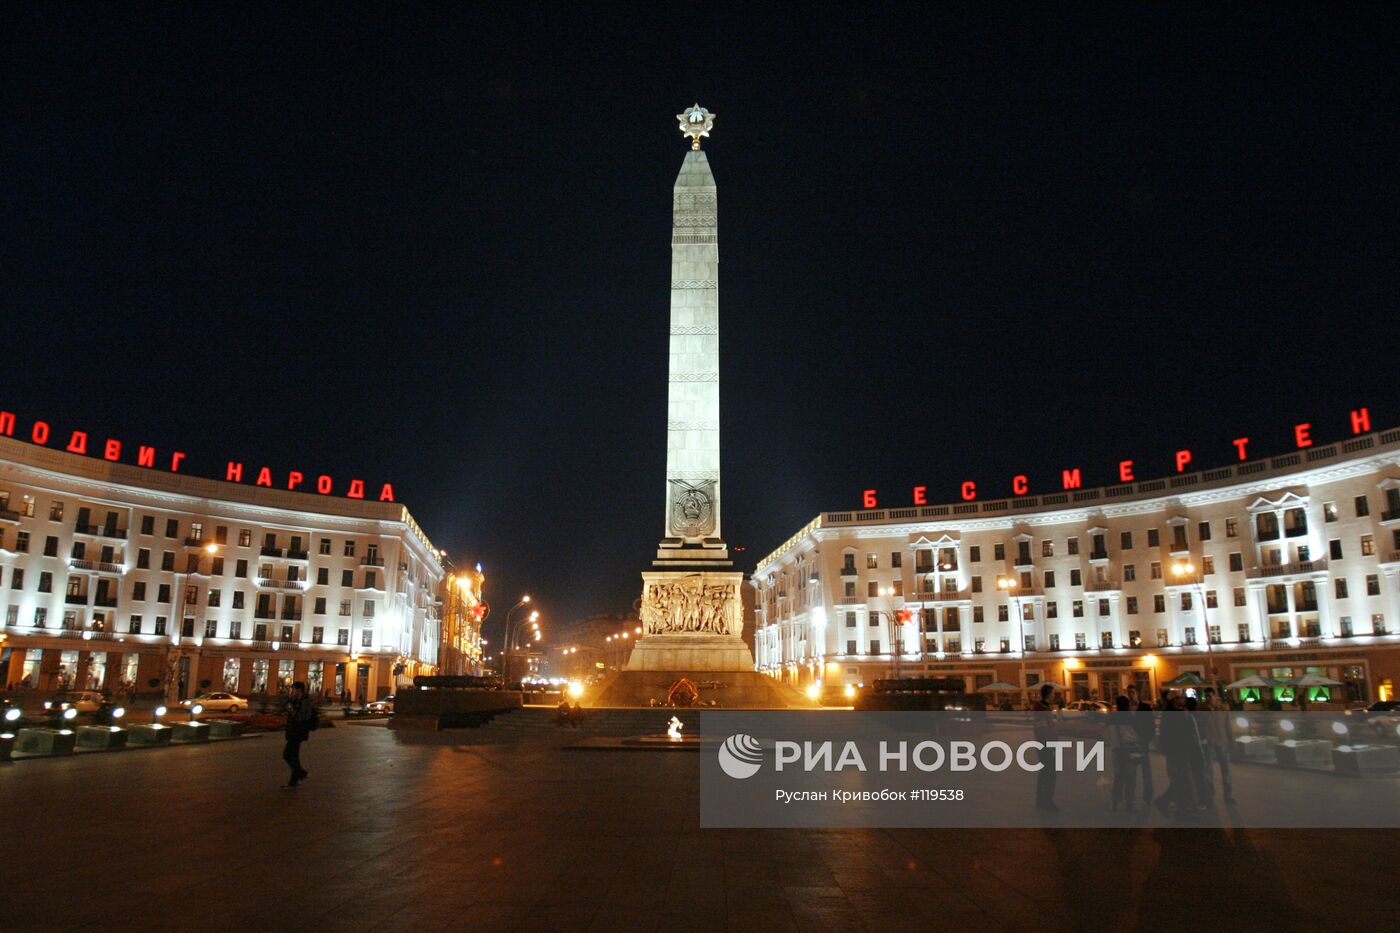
top-left (3, 713), bottom-right (1396, 931)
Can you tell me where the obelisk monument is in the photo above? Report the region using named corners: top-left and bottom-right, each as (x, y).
top-left (627, 104), bottom-right (754, 674)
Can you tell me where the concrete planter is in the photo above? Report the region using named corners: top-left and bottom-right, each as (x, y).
top-left (1, 732), bottom-right (13, 761)
top-left (127, 724), bottom-right (174, 746)
top-left (1332, 744), bottom-right (1400, 775)
top-left (205, 719), bottom-right (245, 739)
top-left (1234, 735), bottom-right (1278, 760)
top-left (1274, 739), bottom-right (1333, 768)
top-left (77, 726), bottom-right (129, 750)
top-left (15, 728), bottom-right (78, 756)
top-left (171, 722), bottom-right (210, 743)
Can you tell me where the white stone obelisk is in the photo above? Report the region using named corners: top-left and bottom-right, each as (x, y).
top-left (628, 104), bottom-right (754, 674)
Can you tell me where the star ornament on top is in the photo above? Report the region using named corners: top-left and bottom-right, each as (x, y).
top-left (677, 103), bottom-right (715, 150)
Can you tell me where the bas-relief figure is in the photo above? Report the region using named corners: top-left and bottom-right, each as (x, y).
top-left (642, 577), bottom-right (739, 636)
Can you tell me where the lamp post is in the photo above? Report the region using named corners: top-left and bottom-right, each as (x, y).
top-left (498, 596), bottom-right (531, 682)
top-left (998, 576), bottom-right (1028, 705)
top-left (875, 588), bottom-right (913, 681)
top-left (166, 542), bottom-right (219, 706)
top-left (1172, 560), bottom-right (1217, 687)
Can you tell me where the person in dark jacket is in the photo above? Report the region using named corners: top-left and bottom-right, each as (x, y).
top-left (1126, 684), bottom-right (1156, 805)
top-left (281, 681), bottom-right (316, 788)
top-left (1154, 692), bottom-right (1203, 818)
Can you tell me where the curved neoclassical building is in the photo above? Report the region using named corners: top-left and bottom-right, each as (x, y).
top-left (753, 426), bottom-right (1400, 704)
top-left (0, 436), bottom-right (445, 701)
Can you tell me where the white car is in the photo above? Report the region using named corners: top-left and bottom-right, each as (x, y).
top-left (181, 692), bottom-right (246, 713)
top-left (365, 696), bottom-right (394, 714)
top-left (45, 691), bottom-right (105, 714)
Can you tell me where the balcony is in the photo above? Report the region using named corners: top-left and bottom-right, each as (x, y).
top-left (280, 612), bottom-right (303, 622)
top-left (287, 549), bottom-right (310, 561)
top-left (0, 508), bottom-right (20, 523)
top-left (69, 558), bottom-right (126, 574)
top-left (250, 640), bottom-right (275, 651)
top-left (359, 555), bottom-right (384, 567)
top-left (1381, 551), bottom-right (1400, 567)
top-left (839, 566), bottom-right (858, 577)
top-left (74, 523), bottom-right (127, 540)
top-left (835, 595), bottom-right (864, 606)
top-left (1381, 508), bottom-right (1400, 525)
top-left (93, 597), bottom-right (118, 608)
top-left (84, 629), bottom-right (117, 642)
top-left (911, 589), bottom-right (971, 603)
top-left (256, 578), bottom-right (305, 591)
top-left (1089, 550), bottom-right (1110, 562)
top-left (64, 593), bottom-right (90, 605)
top-left (183, 537), bottom-right (211, 548)
top-left (260, 547), bottom-right (284, 558)
top-left (1084, 580), bottom-right (1122, 593)
top-left (1246, 559), bottom-right (1328, 579)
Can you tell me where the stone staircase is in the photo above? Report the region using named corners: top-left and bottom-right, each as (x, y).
top-left (477, 705), bottom-right (704, 739)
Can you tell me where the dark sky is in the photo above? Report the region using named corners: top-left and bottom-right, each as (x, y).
top-left (4, 3), bottom-right (1398, 636)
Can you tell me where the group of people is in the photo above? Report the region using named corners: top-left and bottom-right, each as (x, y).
top-left (1034, 682), bottom-right (1236, 818)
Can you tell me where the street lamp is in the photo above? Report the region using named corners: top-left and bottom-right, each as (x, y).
top-left (998, 576), bottom-right (1028, 704)
top-left (499, 596), bottom-right (532, 682)
top-left (1172, 560), bottom-right (1217, 686)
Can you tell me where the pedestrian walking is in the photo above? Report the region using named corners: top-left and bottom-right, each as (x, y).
top-left (1154, 693), bottom-right (1204, 819)
top-left (1032, 682), bottom-right (1060, 813)
top-left (1109, 695), bottom-right (1147, 811)
top-left (281, 681), bottom-right (318, 789)
top-left (1126, 684), bottom-right (1156, 806)
top-left (1198, 687), bottom-right (1237, 805)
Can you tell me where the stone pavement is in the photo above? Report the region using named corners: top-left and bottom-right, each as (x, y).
top-left (2, 713), bottom-right (1396, 932)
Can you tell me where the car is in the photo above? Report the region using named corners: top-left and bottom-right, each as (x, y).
top-left (365, 695), bottom-right (395, 714)
top-left (1065, 700), bottom-right (1111, 713)
top-left (180, 692), bottom-right (246, 713)
top-left (44, 691), bottom-right (105, 714)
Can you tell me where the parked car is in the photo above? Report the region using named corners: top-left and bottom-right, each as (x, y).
top-left (1065, 700), bottom-right (1111, 713)
top-left (44, 691), bottom-right (105, 714)
top-left (365, 695), bottom-right (395, 714)
top-left (181, 692), bottom-right (246, 713)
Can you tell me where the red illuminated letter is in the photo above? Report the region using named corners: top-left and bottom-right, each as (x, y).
top-left (137, 445), bottom-right (156, 467)
top-left (378, 483), bottom-right (395, 502)
top-left (31, 421), bottom-right (50, 445)
top-left (1232, 437), bottom-right (1249, 460)
top-left (912, 485), bottom-right (927, 505)
top-left (0, 411), bottom-right (15, 436)
top-left (1119, 460), bottom-right (1134, 482)
top-left (226, 462), bottom-right (244, 482)
top-left (960, 481), bottom-right (976, 501)
top-left (347, 480), bottom-right (365, 499)
top-left (65, 431), bottom-right (88, 455)
top-left (1012, 475), bottom-right (1028, 495)
top-left (103, 439), bottom-right (121, 461)
top-left (255, 467), bottom-right (273, 487)
top-left (287, 471), bottom-right (304, 490)
top-left (863, 489), bottom-right (877, 509)
top-left (1174, 449), bottom-right (1192, 473)
top-left (1294, 423), bottom-right (1312, 448)
top-left (1061, 468), bottom-right (1082, 490)
top-left (1351, 407), bottom-right (1371, 434)
top-left (317, 475), bottom-right (333, 494)
top-left (169, 451), bottom-right (185, 473)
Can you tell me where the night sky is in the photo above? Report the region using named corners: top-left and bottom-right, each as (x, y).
top-left (5, 3), bottom-right (1398, 635)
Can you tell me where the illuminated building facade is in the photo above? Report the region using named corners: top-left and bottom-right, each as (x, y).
top-left (439, 564), bottom-right (485, 675)
top-left (753, 425), bottom-right (1400, 704)
top-left (0, 436), bottom-right (444, 702)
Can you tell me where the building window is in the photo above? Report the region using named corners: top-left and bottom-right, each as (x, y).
top-left (1234, 587), bottom-right (1246, 607)
top-left (1044, 571), bottom-right (1056, 588)
top-left (314, 597), bottom-right (327, 615)
top-left (181, 617), bottom-right (194, 638)
top-left (1150, 561), bottom-right (1162, 580)
top-left (998, 638), bottom-right (1010, 653)
top-left (8, 568), bottom-right (22, 590)
top-left (1041, 540), bottom-right (1053, 558)
top-left (159, 551), bottom-right (173, 571)
top-left (1361, 535), bottom-right (1376, 557)
top-left (205, 619), bottom-right (218, 638)
top-left (1367, 574), bottom-right (1380, 596)
top-left (1049, 633), bottom-right (1060, 650)
top-left (969, 546), bottom-right (981, 562)
top-left (238, 529), bottom-right (252, 547)
top-left (997, 605), bottom-right (1009, 622)
top-left (319, 538), bottom-right (332, 555)
top-left (1070, 632), bottom-right (1083, 649)
top-left (33, 608), bottom-right (47, 627)
top-left (865, 553), bottom-right (878, 569)
top-left (1156, 627), bottom-right (1168, 646)
top-left (890, 552), bottom-right (901, 568)
top-left (1336, 579), bottom-right (1349, 599)
top-left (1124, 564), bottom-right (1136, 582)
top-left (132, 581), bottom-right (146, 600)
top-left (844, 581), bottom-right (855, 598)
top-left (37, 572), bottom-right (52, 593)
top-left (1126, 596), bottom-right (1138, 614)
top-left (339, 600), bottom-right (351, 617)
top-left (1373, 614), bottom-right (1388, 635)
top-left (1206, 590), bottom-right (1218, 609)
top-left (232, 591), bottom-right (245, 609)
top-left (208, 589), bottom-right (221, 608)
top-left (1120, 531), bottom-right (1133, 550)
top-left (164, 518), bottom-right (178, 539)
top-left (994, 543), bottom-right (1005, 561)
top-left (1208, 624), bottom-right (1221, 644)
top-left (1198, 521), bottom-right (1211, 542)
top-left (1101, 631), bottom-right (1114, 649)
top-left (1201, 556), bottom-right (1214, 575)
top-left (1355, 495), bottom-right (1370, 517)
top-left (1146, 529), bottom-right (1159, 548)
top-left (1070, 569), bottom-right (1082, 587)
top-left (139, 515), bottom-right (154, 535)
top-left (970, 575), bottom-right (982, 593)
top-left (1072, 600), bottom-right (1084, 618)
top-left (1098, 598), bottom-right (1109, 616)
top-left (867, 581), bottom-right (879, 597)
top-left (972, 606), bottom-right (984, 624)
top-left (845, 640), bottom-right (857, 655)
top-left (845, 612), bottom-right (856, 628)
top-left (129, 615), bottom-right (142, 634)
top-left (343, 540), bottom-right (356, 557)
top-left (1046, 601), bottom-right (1058, 619)
top-left (1172, 525), bottom-right (1188, 551)
top-left (43, 536), bottom-right (58, 557)
top-left (152, 616), bottom-right (166, 635)
top-left (1023, 635), bottom-right (1035, 652)
top-left (1065, 537), bottom-right (1077, 556)
top-left (361, 629), bottom-right (373, 647)
top-left (1181, 591), bottom-right (1193, 611)
top-left (230, 620), bottom-right (242, 639)
top-left (1184, 627), bottom-right (1196, 645)
top-left (1153, 594), bottom-right (1165, 613)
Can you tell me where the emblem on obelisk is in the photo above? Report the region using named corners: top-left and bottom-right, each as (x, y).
top-left (667, 479), bottom-right (717, 538)
top-left (676, 103), bottom-right (715, 150)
